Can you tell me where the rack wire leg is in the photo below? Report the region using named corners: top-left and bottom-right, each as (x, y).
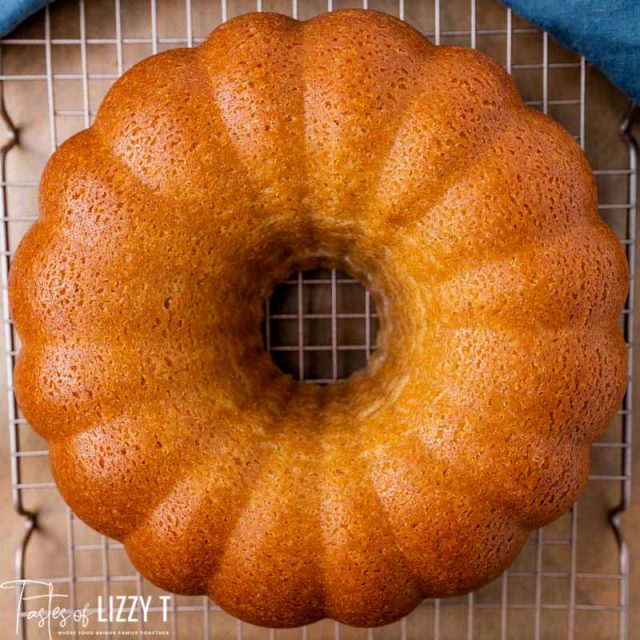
top-left (0, 52), bottom-right (39, 640)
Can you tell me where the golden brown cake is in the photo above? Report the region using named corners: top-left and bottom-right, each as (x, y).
top-left (9, 9), bottom-right (628, 629)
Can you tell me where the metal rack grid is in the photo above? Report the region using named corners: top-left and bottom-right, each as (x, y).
top-left (0, 0), bottom-right (636, 638)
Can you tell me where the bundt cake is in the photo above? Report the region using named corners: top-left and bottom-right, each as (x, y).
top-left (9, 9), bottom-right (628, 629)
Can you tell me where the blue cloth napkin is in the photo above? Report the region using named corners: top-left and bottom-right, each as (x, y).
top-left (502, 0), bottom-right (640, 103)
top-left (0, 0), bottom-right (638, 102)
top-left (0, 0), bottom-right (49, 39)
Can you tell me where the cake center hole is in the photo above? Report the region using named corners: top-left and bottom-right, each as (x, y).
top-left (264, 268), bottom-right (379, 384)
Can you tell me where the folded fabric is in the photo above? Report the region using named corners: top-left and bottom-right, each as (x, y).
top-left (501, 0), bottom-right (640, 103)
top-left (0, 0), bottom-right (49, 39)
top-left (0, 0), bottom-right (638, 103)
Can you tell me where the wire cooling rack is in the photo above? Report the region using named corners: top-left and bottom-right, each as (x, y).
top-left (0, 0), bottom-right (636, 639)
